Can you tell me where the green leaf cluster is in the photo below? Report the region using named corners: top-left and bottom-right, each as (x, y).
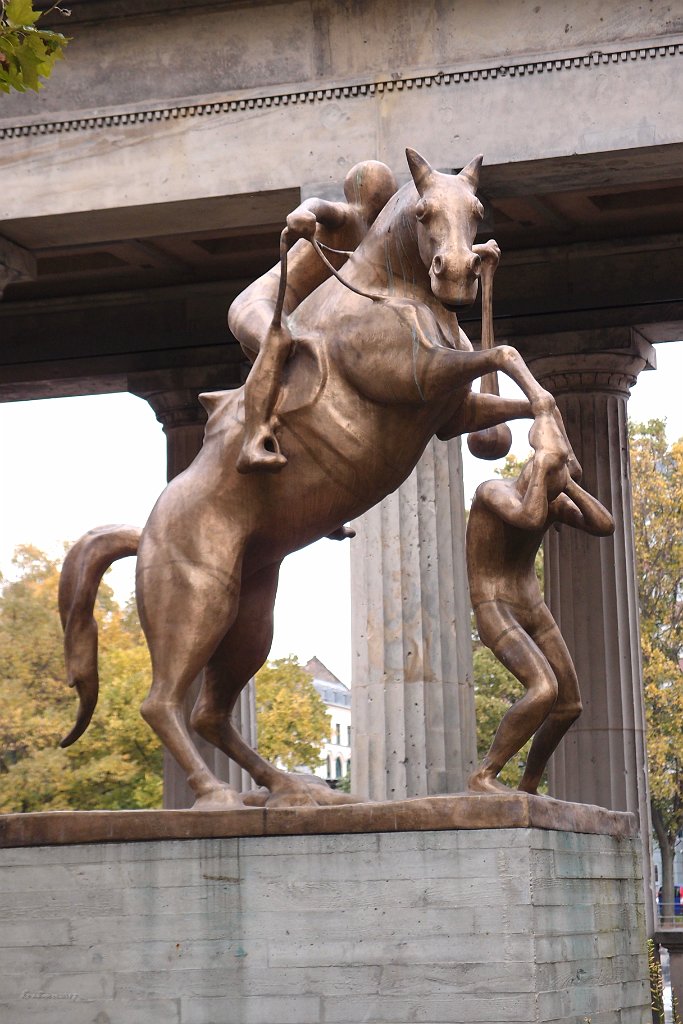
top-left (255, 655), bottom-right (330, 772)
top-left (0, 0), bottom-right (69, 95)
top-left (0, 545), bottom-right (162, 812)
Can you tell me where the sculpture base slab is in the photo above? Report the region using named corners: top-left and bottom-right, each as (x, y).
top-left (0, 799), bottom-right (649, 1024)
top-left (0, 792), bottom-right (637, 848)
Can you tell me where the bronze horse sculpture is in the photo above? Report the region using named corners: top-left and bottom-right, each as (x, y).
top-left (59, 149), bottom-right (558, 809)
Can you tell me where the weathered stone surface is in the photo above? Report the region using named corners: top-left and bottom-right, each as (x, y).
top-left (351, 437), bottom-right (476, 800)
top-left (0, 823), bottom-right (649, 1023)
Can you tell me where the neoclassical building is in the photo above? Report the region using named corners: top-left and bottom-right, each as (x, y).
top-left (2, 0), bottom-right (682, 931)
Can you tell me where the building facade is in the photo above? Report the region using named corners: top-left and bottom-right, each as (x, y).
top-left (304, 657), bottom-right (351, 784)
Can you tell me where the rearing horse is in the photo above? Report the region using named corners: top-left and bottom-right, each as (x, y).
top-left (59, 149), bottom-right (557, 809)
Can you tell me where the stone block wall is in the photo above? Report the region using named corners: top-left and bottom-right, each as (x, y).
top-left (0, 827), bottom-right (649, 1023)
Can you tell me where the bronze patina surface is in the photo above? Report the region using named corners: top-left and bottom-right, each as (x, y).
top-left (57, 148), bottom-right (564, 812)
top-left (0, 794), bottom-right (637, 848)
top-left (467, 412), bottom-right (615, 795)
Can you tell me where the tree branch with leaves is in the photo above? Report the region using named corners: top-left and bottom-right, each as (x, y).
top-left (0, 0), bottom-right (69, 95)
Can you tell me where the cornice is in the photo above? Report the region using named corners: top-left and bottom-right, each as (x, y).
top-left (1, 38), bottom-right (681, 141)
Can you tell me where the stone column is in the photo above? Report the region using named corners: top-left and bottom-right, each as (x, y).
top-left (351, 436), bottom-right (476, 800)
top-left (527, 330), bottom-right (656, 929)
top-left (131, 375), bottom-right (256, 807)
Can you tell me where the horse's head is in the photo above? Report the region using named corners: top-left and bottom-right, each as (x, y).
top-left (406, 148), bottom-right (485, 308)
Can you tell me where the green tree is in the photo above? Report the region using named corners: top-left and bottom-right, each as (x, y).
top-left (629, 419), bottom-right (683, 923)
top-left (0, 545), bottom-right (162, 811)
top-left (0, 0), bottom-right (69, 94)
top-left (255, 656), bottom-right (330, 772)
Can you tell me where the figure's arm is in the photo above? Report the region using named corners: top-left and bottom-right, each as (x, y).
top-left (549, 480), bottom-right (615, 536)
top-left (285, 198), bottom-right (349, 243)
top-left (476, 458), bottom-right (555, 531)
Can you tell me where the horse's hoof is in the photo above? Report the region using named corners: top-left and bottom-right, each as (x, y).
top-left (264, 784), bottom-right (365, 809)
top-left (192, 786), bottom-right (245, 810)
top-left (266, 788), bottom-right (319, 808)
top-left (241, 787), bottom-right (269, 807)
top-left (327, 524), bottom-right (356, 541)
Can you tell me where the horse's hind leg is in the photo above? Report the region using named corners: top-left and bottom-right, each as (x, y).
top-left (138, 560), bottom-right (244, 809)
top-left (190, 562), bottom-right (286, 795)
top-left (191, 563), bottom-right (361, 807)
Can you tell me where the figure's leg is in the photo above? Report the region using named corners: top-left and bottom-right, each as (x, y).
top-left (138, 557), bottom-right (244, 808)
top-left (237, 323), bottom-right (293, 474)
top-left (518, 611), bottom-right (582, 795)
top-left (468, 602), bottom-right (559, 794)
top-left (191, 562), bottom-right (363, 807)
top-left (228, 270), bottom-right (281, 363)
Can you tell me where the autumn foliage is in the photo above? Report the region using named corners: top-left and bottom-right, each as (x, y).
top-left (0, 546), bottom-right (162, 812)
top-left (254, 656), bottom-right (330, 772)
top-left (629, 420), bottom-right (683, 920)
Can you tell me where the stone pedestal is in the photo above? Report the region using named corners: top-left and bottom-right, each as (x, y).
top-left (131, 375), bottom-right (256, 807)
top-left (350, 437), bottom-right (476, 800)
top-left (527, 331), bottom-right (656, 930)
top-left (0, 799), bottom-right (649, 1024)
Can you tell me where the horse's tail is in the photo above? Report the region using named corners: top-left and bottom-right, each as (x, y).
top-left (58, 525), bottom-right (141, 748)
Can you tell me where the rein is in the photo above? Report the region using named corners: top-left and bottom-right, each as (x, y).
top-left (270, 231), bottom-right (384, 330)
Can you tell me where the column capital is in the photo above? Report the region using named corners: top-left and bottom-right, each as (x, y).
top-left (128, 366), bottom-right (232, 432)
top-left (137, 387), bottom-right (207, 433)
top-left (527, 332), bottom-right (657, 398)
top-left (0, 235), bottom-right (36, 296)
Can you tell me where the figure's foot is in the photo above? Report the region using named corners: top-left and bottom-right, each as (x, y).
top-left (236, 428), bottom-right (287, 474)
top-left (191, 784), bottom-right (245, 810)
top-left (467, 767), bottom-right (514, 795)
top-left (327, 524), bottom-right (356, 541)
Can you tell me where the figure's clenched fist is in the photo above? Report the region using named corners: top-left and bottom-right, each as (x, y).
top-left (473, 239), bottom-right (501, 270)
top-left (285, 209), bottom-right (318, 243)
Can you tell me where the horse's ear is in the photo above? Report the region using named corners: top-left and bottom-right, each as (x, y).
top-left (458, 154), bottom-right (483, 191)
top-left (406, 147), bottom-right (434, 196)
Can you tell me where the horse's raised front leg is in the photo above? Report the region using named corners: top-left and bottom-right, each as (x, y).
top-left (421, 344), bottom-right (555, 416)
top-left (190, 562), bottom-right (364, 808)
top-left (437, 392), bottom-right (532, 441)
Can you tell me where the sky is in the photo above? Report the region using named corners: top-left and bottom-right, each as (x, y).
top-left (1, 340), bottom-right (681, 685)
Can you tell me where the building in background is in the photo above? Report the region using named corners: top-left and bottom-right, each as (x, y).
top-left (304, 657), bottom-right (351, 784)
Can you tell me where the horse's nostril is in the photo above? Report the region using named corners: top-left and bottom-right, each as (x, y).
top-left (471, 254), bottom-right (482, 275)
top-left (432, 255), bottom-right (443, 276)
